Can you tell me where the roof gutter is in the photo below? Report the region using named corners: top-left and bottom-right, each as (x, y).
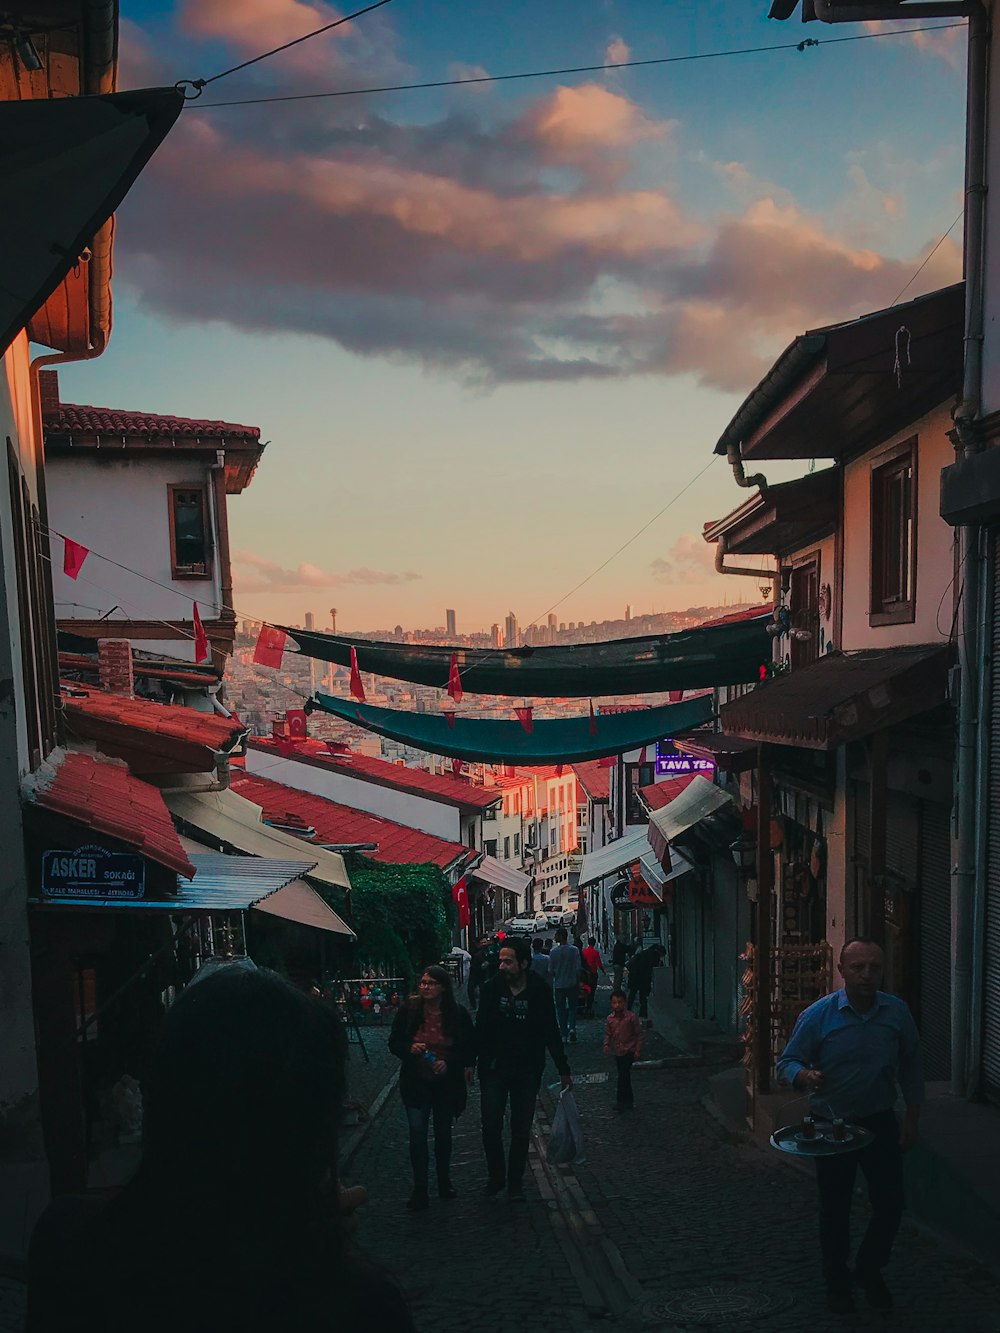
top-left (713, 531), bottom-right (779, 584)
top-left (812, 1), bottom-right (974, 17)
top-left (714, 334), bottom-right (826, 458)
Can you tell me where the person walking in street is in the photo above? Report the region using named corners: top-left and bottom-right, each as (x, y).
top-left (530, 937), bottom-right (551, 985)
top-left (604, 990), bottom-right (643, 1112)
top-left (467, 936), bottom-right (489, 1010)
top-left (626, 943), bottom-right (666, 1024)
top-left (777, 938), bottom-right (924, 1317)
top-left (580, 936), bottom-right (606, 1017)
top-left (475, 935), bottom-right (572, 1201)
top-left (611, 936), bottom-right (630, 992)
top-left (388, 966), bottom-right (475, 1212)
top-left (548, 927), bottom-right (582, 1043)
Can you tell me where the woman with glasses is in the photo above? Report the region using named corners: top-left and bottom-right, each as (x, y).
top-left (388, 964), bottom-right (475, 1211)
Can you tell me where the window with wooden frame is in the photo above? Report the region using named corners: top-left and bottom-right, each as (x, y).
top-left (626, 761), bottom-right (655, 823)
top-left (870, 440), bottom-right (916, 626)
top-left (789, 554), bottom-right (820, 670)
top-left (168, 484), bottom-right (212, 579)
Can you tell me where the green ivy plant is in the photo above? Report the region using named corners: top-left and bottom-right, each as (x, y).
top-left (324, 856), bottom-right (455, 988)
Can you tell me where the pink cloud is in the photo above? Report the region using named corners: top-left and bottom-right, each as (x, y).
top-left (234, 550), bottom-right (420, 592)
top-left (651, 533), bottom-right (717, 585)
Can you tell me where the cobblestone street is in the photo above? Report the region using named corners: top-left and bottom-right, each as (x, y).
top-left (347, 993), bottom-right (1000, 1333)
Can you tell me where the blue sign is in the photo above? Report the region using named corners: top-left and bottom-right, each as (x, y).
top-left (42, 844), bottom-right (145, 899)
top-left (655, 740), bottom-right (715, 778)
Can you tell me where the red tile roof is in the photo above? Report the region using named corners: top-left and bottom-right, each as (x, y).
top-left (61, 684), bottom-right (247, 773)
top-left (247, 738), bottom-right (501, 810)
top-left (639, 774), bottom-right (699, 812)
top-left (46, 401), bottom-right (260, 442)
top-left (28, 751), bottom-right (194, 878)
top-left (572, 761), bottom-right (611, 804)
top-left (231, 773), bottom-right (472, 871)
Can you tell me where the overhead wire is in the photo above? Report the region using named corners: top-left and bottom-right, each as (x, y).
top-left (179, 0), bottom-right (395, 96)
top-left (890, 209), bottom-right (964, 307)
top-left (188, 22), bottom-right (966, 111)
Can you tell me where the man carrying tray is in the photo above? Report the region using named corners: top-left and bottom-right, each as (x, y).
top-left (777, 938), bottom-right (924, 1318)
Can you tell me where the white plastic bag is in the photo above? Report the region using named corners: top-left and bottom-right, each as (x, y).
top-left (547, 1087), bottom-right (585, 1165)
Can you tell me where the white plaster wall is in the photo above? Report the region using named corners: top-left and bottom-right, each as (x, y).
top-left (245, 749), bottom-right (463, 842)
top-left (840, 406), bottom-right (956, 650)
top-left (46, 455), bottom-right (221, 630)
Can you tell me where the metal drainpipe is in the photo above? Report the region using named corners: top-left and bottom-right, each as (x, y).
top-left (951, 0), bottom-right (989, 1099)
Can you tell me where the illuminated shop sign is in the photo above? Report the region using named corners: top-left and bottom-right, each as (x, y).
top-left (655, 741), bottom-right (715, 778)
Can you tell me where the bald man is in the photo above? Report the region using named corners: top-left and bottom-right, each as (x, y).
top-left (777, 938), bottom-right (924, 1317)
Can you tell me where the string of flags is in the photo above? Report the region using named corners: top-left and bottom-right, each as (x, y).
top-left (55, 532), bottom-right (680, 752)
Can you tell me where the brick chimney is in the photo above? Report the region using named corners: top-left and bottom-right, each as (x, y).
top-left (38, 369), bottom-right (60, 419)
top-left (98, 638), bottom-right (134, 698)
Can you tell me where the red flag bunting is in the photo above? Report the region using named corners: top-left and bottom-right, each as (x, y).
top-left (349, 646), bottom-right (366, 702)
top-left (253, 624), bottom-right (287, 669)
top-left (598, 754), bottom-right (617, 769)
top-left (514, 706), bottom-right (533, 734)
top-left (192, 602), bottom-right (209, 663)
top-left (589, 700), bottom-right (597, 736)
top-left (443, 711), bottom-right (456, 729)
top-left (639, 746), bottom-right (647, 765)
top-left (452, 758), bottom-right (464, 775)
top-left (286, 708), bottom-right (307, 739)
top-left (447, 653), bottom-right (463, 704)
top-left (452, 875), bottom-right (470, 929)
top-left (63, 537), bottom-right (89, 580)
top-left (668, 689), bottom-right (684, 703)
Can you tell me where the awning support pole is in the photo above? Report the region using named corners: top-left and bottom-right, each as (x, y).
top-left (755, 748), bottom-right (774, 1095)
top-left (868, 731), bottom-right (888, 947)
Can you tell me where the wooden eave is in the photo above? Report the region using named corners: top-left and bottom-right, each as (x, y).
top-left (5, 2), bottom-right (119, 355)
top-left (704, 470), bottom-right (840, 558)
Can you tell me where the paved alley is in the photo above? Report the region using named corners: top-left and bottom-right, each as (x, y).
top-left (347, 997), bottom-right (1000, 1333)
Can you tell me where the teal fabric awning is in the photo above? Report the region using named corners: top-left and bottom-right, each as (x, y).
top-left (308, 694), bottom-right (714, 764)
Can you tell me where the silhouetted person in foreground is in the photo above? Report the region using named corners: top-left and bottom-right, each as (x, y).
top-left (27, 965), bottom-right (416, 1333)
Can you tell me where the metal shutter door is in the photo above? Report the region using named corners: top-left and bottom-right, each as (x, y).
top-left (983, 532), bottom-right (1000, 1099)
top-left (917, 802), bottom-right (952, 1081)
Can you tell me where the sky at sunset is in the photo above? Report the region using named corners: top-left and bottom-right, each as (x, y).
top-left (57, 1), bottom-right (968, 634)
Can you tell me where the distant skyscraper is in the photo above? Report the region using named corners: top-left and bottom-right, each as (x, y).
top-left (304, 611), bottom-right (315, 631)
top-left (547, 613), bottom-right (557, 629)
top-left (504, 611), bottom-right (519, 648)
top-left (446, 608), bottom-right (457, 638)
top-left (491, 622), bottom-right (503, 648)
top-left (625, 604), bottom-right (632, 622)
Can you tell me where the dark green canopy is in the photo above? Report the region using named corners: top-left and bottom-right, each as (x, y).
top-left (308, 693), bottom-right (714, 764)
top-left (284, 613), bottom-right (769, 698)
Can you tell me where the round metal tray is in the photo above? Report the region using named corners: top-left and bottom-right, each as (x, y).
top-left (770, 1122), bottom-right (875, 1157)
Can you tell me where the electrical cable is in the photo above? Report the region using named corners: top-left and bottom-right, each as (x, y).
top-left (177, 0), bottom-right (395, 97)
top-left (188, 23), bottom-right (966, 111)
top-left (890, 209), bottom-right (964, 307)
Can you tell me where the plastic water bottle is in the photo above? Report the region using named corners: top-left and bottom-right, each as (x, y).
top-left (423, 1050), bottom-right (437, 1066)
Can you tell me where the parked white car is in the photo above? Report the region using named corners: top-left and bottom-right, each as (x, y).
top-left (507, 910), bottom-right (548, 935)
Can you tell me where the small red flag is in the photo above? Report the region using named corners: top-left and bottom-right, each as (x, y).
top-left (668, 689), bottom-right (684, 703)
top-left (192, 602), bottom-right (209, 663)
top-left (555, 764), bottom-right (564, 777)
top-left (443, 711), bottom-right (456, 729)
top-left (350, 647), bottom-right (366, 702)
top-left (598, 754), bottom-right (617, 769)
top-left (253, 624), bottom-right (287, 669)
top-left (452, 758), bottom-right (464, 775)
top-left (452, 875), bottom-right (470, 929)
top-left (514, 706), bottom-right (533, 734)
top-left (447, 653), bottom-right (463, 704)
top-left (589, 700), bottom-right (597, 736)
top-left (286, 708), bottom-right (307, 739)
top-left (639, 746), bottom-right (647, 765)
top-left (63, 537), bottom-right (89, 580)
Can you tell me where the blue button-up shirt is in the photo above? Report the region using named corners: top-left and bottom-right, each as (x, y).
top-left (776, 989), bottom-right (925, 1120)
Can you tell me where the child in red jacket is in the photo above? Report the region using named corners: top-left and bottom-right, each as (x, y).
top-left (603, 991), bottom-right (643, 1111)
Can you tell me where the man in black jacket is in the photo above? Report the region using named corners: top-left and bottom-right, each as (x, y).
top-left (475, 935), bottom-right (572, 1202)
